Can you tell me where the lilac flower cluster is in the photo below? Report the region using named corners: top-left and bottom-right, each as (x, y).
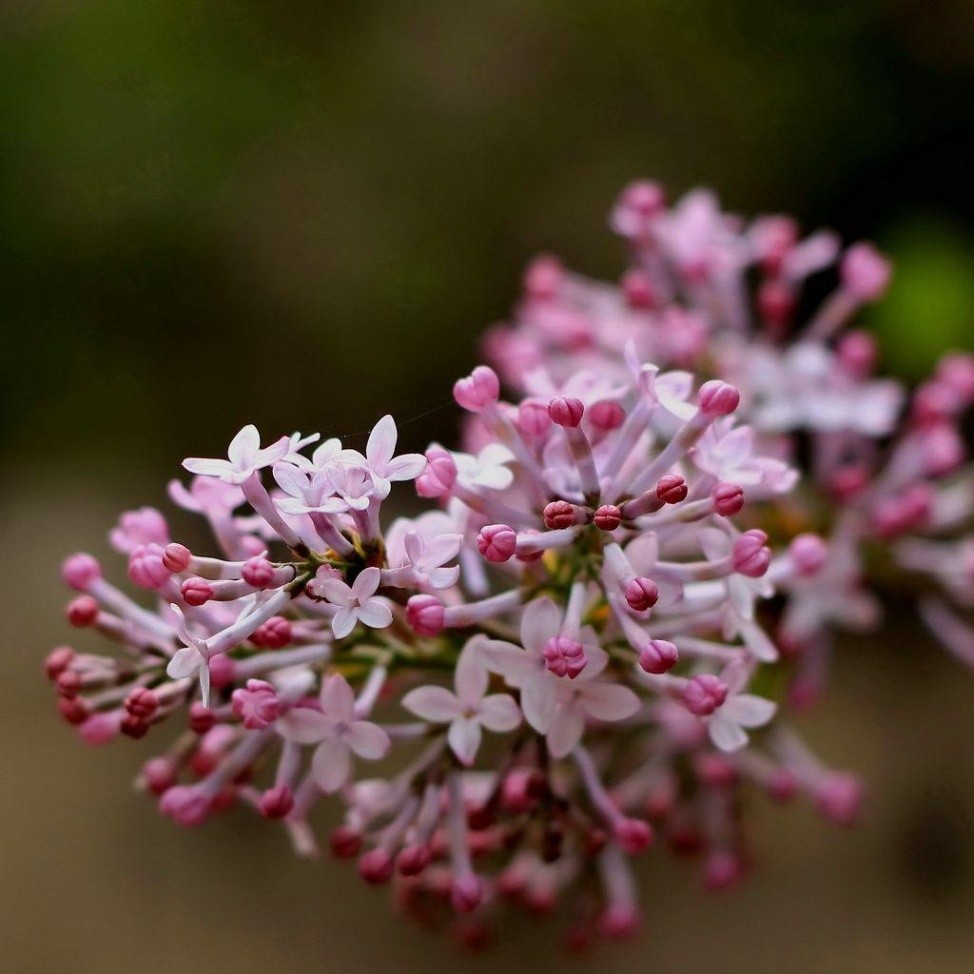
top-left (46, 179), bottom-right (973, 951)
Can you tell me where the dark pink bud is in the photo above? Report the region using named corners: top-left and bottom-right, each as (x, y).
top-left (542, 635), bottom-right (588, 678)
top-left (162, 542), bottom-right (192, 573)
top-left (128, 543), bottom-right (170, 589)
top-left (813, 772), bottom-right (863, 827)
top-left (767, 768), bottom-right (799, 804)
top-left (516, 398), bottom-right (552, 440)
top-left (937, 352), bottom-right (974, 403)
top-left (450, 874), bottom-right (484, 914)
top-left (829, 465), bottom-right (870, 502)
top-left (732, 529), bottom-right (771, 577)
top-left (125, 687), bottom-right (159, 720)
top-left (141, 757), bottom-right (177, 795)
top-left (712, 481), bottom-right (744, 516)
top-left (588, 399), bottom-right (626, 432)
top-left (329, 825), bottom-right (362, 859)
top-left (56, 670), bottom-right (81, 698)
top-left (406, 594), bottom-right (445, 636)
top-left (397, 844), bottom-right (432, 876)
top-left (613, 817), bottom-right (653, 854)
top-left (454, 365), bottom-right (500, 412)
top-left (477, 524), bottom-right (517, 563)
top-left (757, 278), bottom-right (796, 332)
top-left (250, 616), bottom-right (292, 649)
top-left (656, 474), bottom-right (688, 505)
top-left (58, 696), bottom-right (89, 725)
top-left (160, 785), bottom-right (211, 827)
top-left (543, 500), bottom-right (577, 530)
top-left (523, 254), bottom-right (564, 301)
top-left (836, 329), bottom-right (877, 377)
top-left (62, 553), bottom-right (101, 591)
top-left (208, 653), bottom-right (235, 690)
top-left (120, 714), bottom-right (149, 739)
top-left (358, 848), bottom-right (395, 885)
top-left (416, 445), bottom-right (457, 498)
top-left (598, 903), bottom-right (641, 940)
top-left (500, 768), bottom-right (541, 813)
top-left (45, 646), bottom-right (75, 680)
top-left (923, 423), bottom-right (964, 477)
top-left (242, 556), bottom-right (275, 588)
top-left (682, 674), bottom-right (728, 716)
top-left (66, 595), bottom-right (99, 627)
top-left (181, 576), bottom-right (214, 606)
top-left (841, 242), bottom-right (891, 302)
top-left (188, 702), bottom-right (216, 735)
top-left (232, 679), bottom-right (281, 730)
top-left (593, 505), bottom-right (622, 532)
top-left (621, 268), bottom-right (656, 309)
top-left (638, 638), bottom-right (677, 674)
top-left (789, 533), bottom-right (828, 577)
top-left (695, 753), bottom-right (737, 788)
top-left (704, 851), bottom-right (743, 891)
top-left (625, 577), bottom-right (659, 612)
top-left (259, 784), bottom-right (294, 819)
top-left (698, 380), bottom-right (740, 416)
top-left (548, 395), bottom-right (584, 427)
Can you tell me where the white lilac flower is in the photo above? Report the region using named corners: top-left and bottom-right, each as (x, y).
top-left (182, 424), bottom-right (291, 485)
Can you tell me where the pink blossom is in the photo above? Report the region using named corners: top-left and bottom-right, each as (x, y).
top-left (183, 425), bottom-right (290, 484)
top-left (316, 567), bottom-right (393, 639)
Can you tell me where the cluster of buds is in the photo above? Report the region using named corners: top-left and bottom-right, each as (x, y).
top-left (46, 178), bottom-right (973, 951)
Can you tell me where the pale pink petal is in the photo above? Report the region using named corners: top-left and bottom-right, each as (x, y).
top-left (479, 642), bottom-right (537, 687)
top-left (708, 714), bottom-right (749, 752)
top-left (276, 707), bottom-right (330, 744)
top-left (352, 566), bottom-right (381, 601)
top-left (227, 425), bottom-right (260, 465)
top-left (427, 565), bottom-right (460, 589)
top-left (455, 640), bottom-right (488, 703)
top-left (478, 694), bottom-right (522, 733)
top-left (166, 646), bottom-right (200, 680)
top-left (366, 415), bottom-right (398, 470)
top-left (402, 685), bottom-right (462, 723)
top-left (319, 673), bottom-right (356, 721)
top-left (520, 597), bottom-right (561, 655)
top-left (318, 577), bottom-right (353, 606)
top-left (331, 607), bottom-right (357, 639)
top-left (345, 721), bottom-right (391, 760)
top-left (580, 683), bottom-right (640, 722)
top-left (520, 673), bottom-right (557, 733)
top-left (356, 598), bottom-right (393, 630)
top-left (182, 457), bottom-right (235, 478)
top-left (385, 454), bottom-right (427, 481)
top-left (424, 533), bottom-right (463, 566)
top-left (546, 703), bottom-right (586, 759)
top-left (448, 717), bottom-right (482, 766)
top-left (311, 737), bottom-right (352, 793)
top-left (721, 694), bottom-right (777, 728)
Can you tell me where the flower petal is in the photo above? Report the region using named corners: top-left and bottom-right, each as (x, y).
top-left (402, 685), bottom-right (462, 723)
top-left (546, 702), bottom-right (586, 759)
top-left (357, 598), bottom-right (393, 630)
top-left (580, 683), bottom-right (640, 722)
top-left (331, 607), bottom-right (357, 640)
top-left (520, 597), bottom-right (561, 655)
top-left (166, 646), bottom-right (200, 680)
top-left (276, 707), bottom-right (329, 744)
top-left (478, 694), bottom-right (522, 733)
top-left (366, 415), bottom-right (398, 470)
top-left (722, 694), bottom-right (777, 728)
top-left (708, 714), bottom-right (749, 752)
top-left (319, 673), bottom-right (356, 721)
top-left (346, 721), bottom-right (391, 760)
top-left (227, 424), bottom-right (260, 465)
top-left (448, 717), bottom-right (482, 766)
top-left (455, 639), bottom-right (488, 703)
top-left (311, 737), bottom-right (352, 793)
top-left (352, 566), bottom-right (381, 600)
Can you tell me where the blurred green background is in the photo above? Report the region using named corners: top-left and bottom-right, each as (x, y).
top-left (2, 2), bottom-right (974, 972)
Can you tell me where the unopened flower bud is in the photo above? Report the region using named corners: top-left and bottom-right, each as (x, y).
top-left (477, 524), bottom-right (517, 563)
top-left (789, 533), bottom-right (828, 577)
top-left (359, 848), bottom-right (395, 885)
top-left (588, 399), bottom-right (626, 432)
top-left (712, 482), bottom-right (744, 516)
top-left (128, 543), bottom-right (169, 589)
top-left (656, 474), bottom-right (688, 504)
top-left (67, 595), bottom-right (99, 627)
top-left (542, 635), bottom-right (588, 678)
top-left (548, 396), bottom-right (584, 428)
top-left (841, 242), bottom-right (891, 302)
top-left (593, 505), bottom-right (622, 531)
top-left (543, 500), bottom-right (577, 530)
top-left (732, 529), bottom-right (771, 577)
top-left (242, 556), bottom-right (275, 588)
top-left (62, 553), bottom-right (101, 592)
top-left (682, 674), bottom-right (728, 716)
top-left (250, 616), bottom-right (292, 649)
top-left (181, 577), bottom-right (214, 606)
top-left (259, 784), bottom-right (294, 819)
top-left (416, 445), bottom-right (457, 498)
top-left (454, 366), bottom-right (500, 412)
top-left (698, 380), bottom-right (740, 416)
top-left (625, 577), bottom-right (659, 612)
top-left (638, 638), bottom-right (678, 674)
top-left (516, 398), bottom-right (552, 439)
top-left (162, 542), bottom-right (192, 573)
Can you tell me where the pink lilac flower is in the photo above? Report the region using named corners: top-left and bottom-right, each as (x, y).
top-left (316, 567), bottom-right (393, 639)
top-left (183, 424), bottom-right (291, 484)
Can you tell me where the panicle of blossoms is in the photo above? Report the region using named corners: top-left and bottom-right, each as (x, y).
top-left (483, 179), bottom-right (974, 703)
top-left (46, 330), bottom-right (866, 950)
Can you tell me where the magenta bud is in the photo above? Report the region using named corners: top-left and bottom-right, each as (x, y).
top-left (208, 653), bottom-right (235, 690)
top-left (66, 595), bottom-right (99, 627)
top-left (406, 594), bottom-right (445, 636)
top-left (45, 646), bottom-right (75, 680)
top-left (416, 445), bottom-right (457, 498)
top-left (188, 702), bottom-right (216, 734)
top-left (120, 714), bottom-right (149, 739)
top-left (836, 329), bottom-right (877, 377)
top-left (813, 772), bottom-right (863, 827)
top-left (159, 785), bottom-right (211, 827)
top-left (698, 380), bottom-right (740, 416)
top-left (259, 784), bottom-right (295, 819)
top-left (250, 616), bottom-right (292, 649)
top-left (789, 533), bottom-right (828, 576)
top-left (329, 825), bottom-right (362, 859)
top-left (397, 844), bottom-right (432, 877)
top-left (655, 474), bottom-right (688, 505)
top-left (141, 757), bottom-right (177, 795)
top-left (625, 577), bottom-right (659, 612)
top-left (732, 529), bottom-right (771, 577)
top-left (543, 500), bottom-right (577, 530)
top-left (548, 395), bottom-right (584, 427)
top-left (542, 635), bottom-right (588, 679)
top-left (523, 254), bottom-right (564, 300)
top-left (58, 695), bottom-right (89, 725)
top-left (450, 874), bottom-right (484, 914)
top-left (695, 753), bottom-right (737, 788)
top-left (621, 267), bottom-right (656, 309)
top-left (231, 679), bottom-right (280, 730)
top-left (841, 242), bottom-right (891, 302)
top-left (757, 278), bottom-right (796, 330)
top-left (712, 482), bottom-right (745, 516)
top-left (359, 848), bottom-right (395, 885)
top-left (593, 504), bottom-right (622, 531)
top-left (938, 352), bottom-right (974, 403)
top-left (682, 674), bottom-right (729, 716)
top-left (923, 423), bottom-right (964, 477)
top-left (242, 556), bottom-right (275, 588)
top-left (767, 768), bottom-right (799, 804)
top-left (598, 903), bottom-right (641, 940)
top-left (704, 851), bottom-right (743, 891)
top-left (588, 399), bottom-right (626, 432)
top-left (162, 542), bottom-right (192, 573)
top-left (638, 638), bottom-right (678, 674)
top-left (56, 670), bottom-right (81, 698)
top-left (62, 553), bottom-right (102, 592)
top-left (181, 576), bottom-right (214, 606)
top-left (613, 817), bottom-right (653, 854)
top-left (125, 687), bottom-right (159, 720)
top-left (128, 543), bottom-right (170, 589)
top-left (453, 365), bottom-right (500, 412)
top-left (477, 524), bottom-right (517, 563)
top-left (516, 398), bottom-right (552, 440)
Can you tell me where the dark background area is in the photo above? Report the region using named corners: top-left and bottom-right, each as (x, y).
top-left (2, 2), bottom-right (974, 972)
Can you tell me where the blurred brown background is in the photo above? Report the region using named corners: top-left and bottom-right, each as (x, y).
top-left (3, 1), bottom-right (974, 971)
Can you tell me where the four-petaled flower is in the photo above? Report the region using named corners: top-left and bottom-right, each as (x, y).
top-left (706, 659), bottom-right (777, 752)
top-left (339, 415), bottom-right (427, 498)
top-left (276, 674), bottom-right (390, 792)
top-left (402, 639), bottom-right (521, 765)
top-left (166, 604), bottom-right (211, 706)
top-left (183, 425), bottom-right (290, 485)
top-left (317, 567), bottom-right (393, 639)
